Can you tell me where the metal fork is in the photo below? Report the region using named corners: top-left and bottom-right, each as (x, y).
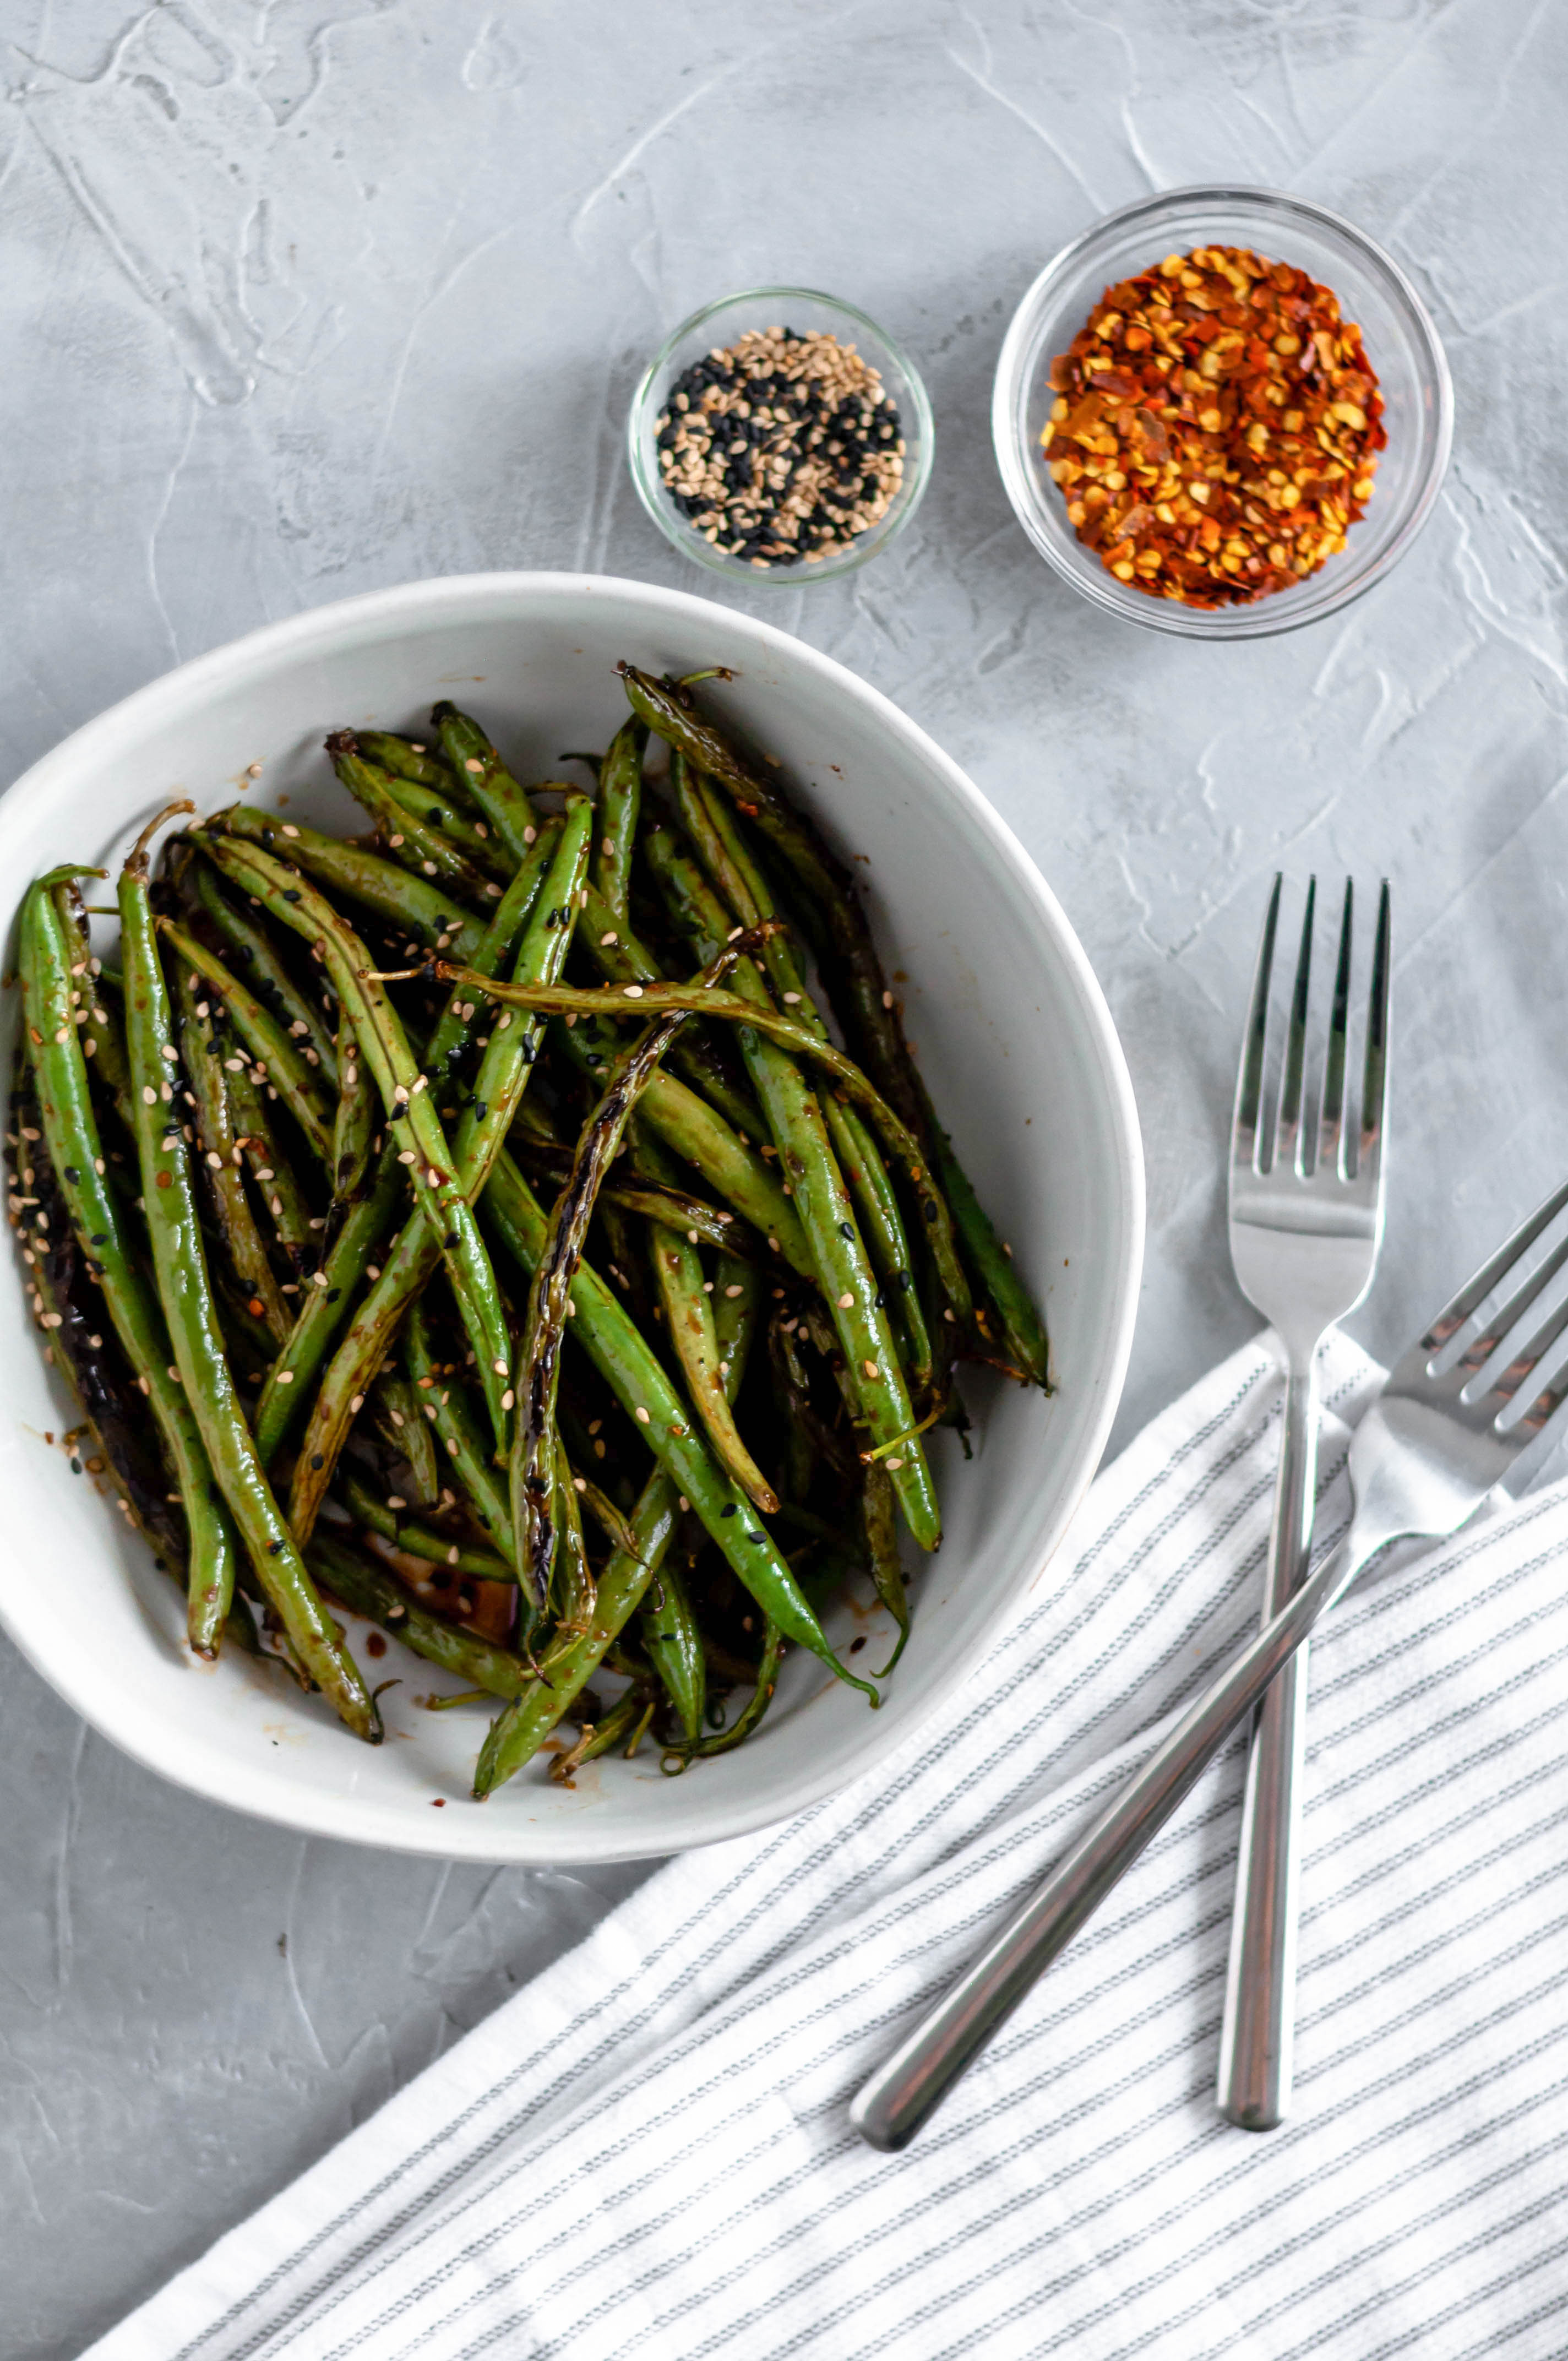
top-left (852, 1172), bottom-right (1568, 2152)
top-left (1218, 876), bottom-right (1391, 2131)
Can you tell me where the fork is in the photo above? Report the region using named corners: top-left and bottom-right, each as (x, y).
top-left (1218, 875), bottom-right (1390, 2131)
top-left (852, 1172), bottom-right (1568, 2152)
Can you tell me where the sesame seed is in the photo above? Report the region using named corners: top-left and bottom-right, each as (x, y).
top-left (634, 1405), bottom-right (650, 1423)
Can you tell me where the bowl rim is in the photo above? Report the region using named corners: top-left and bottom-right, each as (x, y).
top-left (992, 181), bottom-right (1455, 641)
top-left (625, 285), bottom-right (935, 585)
top-left (0, 570), bottom-right (1145, 1863)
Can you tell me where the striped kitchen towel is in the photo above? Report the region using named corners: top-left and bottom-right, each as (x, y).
top-left (91, 1329), bottom-right (1568, 2361)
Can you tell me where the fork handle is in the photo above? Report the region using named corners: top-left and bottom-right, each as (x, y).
top-left (1216, 1342), bottom-right (1320, 2130)
top-left (850, 1520), bottom-right (1384, 2153)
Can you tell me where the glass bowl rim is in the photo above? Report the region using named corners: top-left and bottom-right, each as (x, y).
top-left (627, 283), bottom-right (936, 586)
top-left (991, 181), bottom-right (1455, 641)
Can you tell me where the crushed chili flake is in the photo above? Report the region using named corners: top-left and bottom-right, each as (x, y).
top-left (1042, 244), bottom-right (1385, 608)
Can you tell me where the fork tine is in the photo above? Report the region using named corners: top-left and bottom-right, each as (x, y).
top-left (1476, 1285), bottom-right (1568, 1423)
top-left (1318, 880), bottom-right (1353, 1178)
top-left (1419, 1173), bottom-right (1568, 1360)
top-left (1357, 880), bottom-right (1391, 1188)
top-left (1231, 873), bottom-right (1282, 1177)
top-left (1451, 1227), bottom-right (1568, 1383)
top-left (1274, 878), bottom-right (1315, 1176)
top-left (1511, 1321), bottom-right (1568, 1441)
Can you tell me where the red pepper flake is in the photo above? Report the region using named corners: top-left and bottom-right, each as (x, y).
top-left (1041, 244), bottom-right (1386, 608)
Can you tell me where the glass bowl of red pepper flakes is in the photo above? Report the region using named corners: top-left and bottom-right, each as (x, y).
top-left (993, 186), bottom-right (1451, 639)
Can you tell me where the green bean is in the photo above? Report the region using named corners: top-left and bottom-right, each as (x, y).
top-left (333, 1470), bottom-right (513, 1581)
top-left (356, 730), bottom-right (465, 796)
top-left (620, 663), bottom-right (918, 1121)
top-left (665, 1618), bottom-right (783, 1763)
top-left (173, 967), bottom-right (290, 1343)
top-left (479, 1152), bottom-right (874, 1699)
top-left (677, 760), bottom-right (936, 1393)
top-left (625, 663), bottom-right (1049, 1384)
top-left (592, 715), bottom-right (646, 921)
top-left (640, 1549), bottom-right (705, 1741)
top-left (281, 810), bottom-right (593, 1543)
top-left (471, 1471), bottom-right (682, 1784)
top-left (471, 1217), bottom-right (763, 1789)
top-left (188, 855), bottom-right (340, 1087)
top-left (421, 818), bottom-right (564, 1081)
top-left (14, 900), bottom-right (244, 1658)
top-left (430, 703), bottom-right (551, 867)
top-left (908, 1081), bottom-right (1052, 1387)
top-left (574, 1473), bottom-right (638, 1559)
top-left (550, 1437), bottom-right (595, 1631)
top-left (554, 1687), bottom-right (654, 1777)
top-left (216, 804), bottom-right (487, 965)
top-left (438, 968), bottom-right (967, 1328)
top-left (442, 963), bottom-right (945, 1546)
top-left (117, 814), bottom-right (378, 1734)
top-left (226, 1060), bottom-right (316, 1261)
top-left (253, 1146), bottom-right (402, 1463)
top-left (767, 1310), bottom-right (824, 1506)
top-left (652, 1232), bottom-right (776, 1514)
top-left (405, 1296), bottom-right (515, 1562)
top-left (380, 1361), bottom-right (440, 1505)
top-left (511, 1002), bottom-right (701, 1607)
top-left (373, 765), bottom-right (513, 882)
top-left (326, 733), bottom-right (499, 908)
top-left (513, 1135), bottom-right (753, 1255)
top-left (619, 797), bottom-right (967, 1329)
top-left (309, 1532), bottom-right (530, 1700)
top-left (534, 973), bottom-right (812, 1275)
top-left (861, 1456), bottom-right (909, 1675)
top-left (52, 896), bottom-right (138, 1126)
top-left (330, 1013), bottom-right (374, 1203)
top-left (197, 829), bottom-right (513, 1439)
top-left (157, 916), bottom-right (333, 1163)
top-left (579, 877), bottom-right (765, 1141)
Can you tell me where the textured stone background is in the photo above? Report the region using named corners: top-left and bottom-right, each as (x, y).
top-left (3, 3), bottom-right (1566, 2348)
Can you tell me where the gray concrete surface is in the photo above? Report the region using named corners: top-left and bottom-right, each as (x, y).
top-left (4, 3), bottom-right (1566, 2349)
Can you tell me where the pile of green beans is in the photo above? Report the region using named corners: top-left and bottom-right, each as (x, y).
top-left (8, 672), bottom-right (1049, 1797)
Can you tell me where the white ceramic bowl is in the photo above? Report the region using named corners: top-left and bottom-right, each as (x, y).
top-left (0, 574), bottom-right (1142, 1864)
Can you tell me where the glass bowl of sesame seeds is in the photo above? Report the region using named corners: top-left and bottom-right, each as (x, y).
top-left (628, 288), bottom-right (934, 583)
top-left (993, 186), bottom-right (1451, 639)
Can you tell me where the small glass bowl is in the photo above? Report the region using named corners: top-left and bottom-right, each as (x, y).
top-left (992, 186), bottom-right (1452, 639)
top-left (627, 287), bottom-right (934, 585)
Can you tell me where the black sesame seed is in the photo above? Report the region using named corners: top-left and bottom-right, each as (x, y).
top-left (721, 1503), bottom-right (737, 1517)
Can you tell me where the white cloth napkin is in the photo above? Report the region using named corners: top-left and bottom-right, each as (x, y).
top-left (91, 1330), bottom-right (1568, 2361)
